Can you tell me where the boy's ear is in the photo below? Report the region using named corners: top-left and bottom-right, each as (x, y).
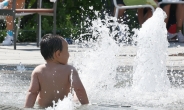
top-left (54, 50), bottom-right (61, 58)
top-left (55, 50), bottom-right (61, 57)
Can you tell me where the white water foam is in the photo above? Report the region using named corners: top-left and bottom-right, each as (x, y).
top-left (17, 62), bottom-right (26, 73)
top-left (132, 8), bottom-right (171, 92)
top-left (69, 8), bottom-right (184, 109)
top-left (72, 15), bottom-right (129, 103)
top-left (46, 93), bottom-right (76, 110)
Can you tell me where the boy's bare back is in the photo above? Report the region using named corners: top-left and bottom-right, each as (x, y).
top-left (24, 34), bottom-right (89, 108)
top-left (33, 64), bottom-right (72, 107)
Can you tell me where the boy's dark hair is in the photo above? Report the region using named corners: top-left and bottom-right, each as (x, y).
top-left (40, 34), bottom-right (63, 60)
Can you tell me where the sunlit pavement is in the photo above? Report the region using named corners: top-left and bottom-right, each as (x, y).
top-left (0, 42), bottom-right (184, 68)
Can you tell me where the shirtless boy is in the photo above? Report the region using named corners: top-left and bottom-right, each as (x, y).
top-left (24, 34), bottom-right (89, 108)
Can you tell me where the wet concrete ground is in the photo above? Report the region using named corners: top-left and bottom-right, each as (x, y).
top-left (0, 42), bottom-right (184, 109)
top-left (0, 105), bottom-right (22, 110)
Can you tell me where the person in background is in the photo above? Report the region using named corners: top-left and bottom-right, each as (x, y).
top-left (159, 0), bottom-right (184, 42)
top-left (1, 0), bottom-right (25, 46)
top-left (0, 0), bottom-right (9, 9)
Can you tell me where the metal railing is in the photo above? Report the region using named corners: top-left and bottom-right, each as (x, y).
top-left (113, 0), bottom-right (155, 18)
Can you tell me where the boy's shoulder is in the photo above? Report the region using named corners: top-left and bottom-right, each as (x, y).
top-left (32, 64), bottom-right (45, 73)
top-left (32, 64), bottom-right (77, 74)
top-left (60, 64), bottom-right (77, 72)
top-left (60, 64), bottom-right (78, 74)
top-left (35, 64), bottom-right (45, 69)
top-left (63, 64), bottom-right (75, 69)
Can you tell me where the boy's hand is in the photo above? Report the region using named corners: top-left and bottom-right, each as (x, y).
top-left (146, 0), bottom-right (158, 8)
top-left (71, 67), bottom-right (89, 105)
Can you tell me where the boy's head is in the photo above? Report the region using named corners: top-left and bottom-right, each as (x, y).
top-left (40, 34), bottom-right (69, 64)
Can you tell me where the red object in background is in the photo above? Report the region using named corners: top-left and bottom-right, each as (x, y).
top-left (168, 24), bottom-right (177, 34)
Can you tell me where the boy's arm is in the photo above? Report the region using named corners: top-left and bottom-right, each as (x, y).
top-left (24, 70), bottom-right (40, 108)
top-left (71, 67), bottom-right (89, 105)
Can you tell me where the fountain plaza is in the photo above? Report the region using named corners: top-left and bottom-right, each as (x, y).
top-left (0, 8), bottom-right (184, 109)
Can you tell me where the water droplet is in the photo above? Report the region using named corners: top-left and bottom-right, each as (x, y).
top-left (57, 91), bottom-right (59, 93)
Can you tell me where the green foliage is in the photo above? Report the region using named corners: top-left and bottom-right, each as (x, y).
top-left (0, 20), bottom-right (7, 42)
top-left (0, 0), bottom-right (139, 42)
top-left (125, 10), bottom-right (139, 30)
top-left (123, 9), bottom-right (139, 42)
top-left (0, 30), bottom-right (6, 42)
top-left (16, 0), bottom-right (107, 42)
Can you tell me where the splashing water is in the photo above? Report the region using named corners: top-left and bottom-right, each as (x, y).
top-left (73, 14), bottom-right (129, 103)
top-left (16, 62), bottom-right (26, 72)
top-left (70, 8), bottom-right (184, 109)
top-left (132, 8), bottom-right (171, 92)
top-left (46, 93), bottom-right (76, 110)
